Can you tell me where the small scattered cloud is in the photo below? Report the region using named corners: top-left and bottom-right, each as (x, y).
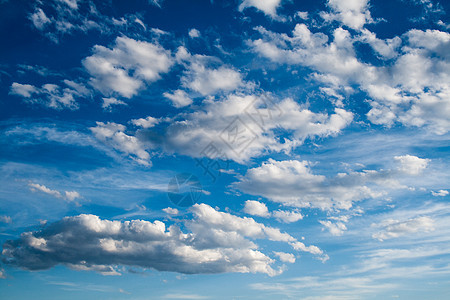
top-left (131, 116), bottom-right (159, 129)
top-left (431, 190), bottom-right (448, 197)
top-left (188, 28), bottom-right (201, 38)
top-left (239, 0), bottom-right (283, 17)
top-left (163, 90), bottom-right (193, 108)
top-left (394, 155), bottom-right (430, 175)
top-left (243, 200), bottom-right (270, 217)
top-left (102, 97), bottom-right (127, 111)
top-left (162, 207), bottom-right (179, 215)
top-left (28, 183), bottom-right (81, 203)
top-left (90, 122), bottom-right (151, 166)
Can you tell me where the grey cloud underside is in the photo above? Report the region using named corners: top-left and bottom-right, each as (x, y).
top-left (2, 204), bottom-right (325, 276)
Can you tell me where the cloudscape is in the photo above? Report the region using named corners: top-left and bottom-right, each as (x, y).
top-left (0, 0), bottom-right (449, 299)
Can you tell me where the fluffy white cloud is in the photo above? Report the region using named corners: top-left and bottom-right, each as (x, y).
top-left (181, 62), bottom-right (243, 96)
top-left (233, 157), bottom-right (421, 210)
top-left (131, 116), bottom-right (159, 129)
top-left (188, 28), bottom-right (200, 38)
top-left (2, 204), bottom-right (325, 276)
top-left (431, 190), bottom-right (448, 197)
top-left (243, 200), bottom-right (270, 217)
top-left (322, 0), bottom-right (373, 29)
top-left (319, 220), bottom-right (347, 236)
top-left (372, 216), bottom-right (435, 241)
top-left (273, 251), bottom-right (296, 263)
top-left (28, 183), bottom-right (81, 202)
top-left (29, 8), bottom-right (51, 30)
top-left (90, 122), bottom-right (151, 166)
top-left (154, 94), bottom-right (352, 163)
top-left (239, 0), bottom-right (282, 17)
top-left (83, 36), bottom-right (173, 98)
top-left (10, 83), bottom-right (38, 98)
top-left (10, 82), bottom-right (80, 110)
top-left (251, 24), bottom-right (450, 134)
top-left (102, 97), bottom-right (127, 111)
top-left (162, 207), bottom-right (179, 215)
top-left (272, 210), bottom-right (303, 223)
top-left (394, 155), bottom-right (430, 175)
top-left (163, 90), bottom-right (193, 108)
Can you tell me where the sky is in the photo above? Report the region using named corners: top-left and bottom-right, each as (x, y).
top-left (0, 0), bottom-right (449, 299)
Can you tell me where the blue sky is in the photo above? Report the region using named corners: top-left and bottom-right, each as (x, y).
top-left (0, 0), bottom-right (450, 299)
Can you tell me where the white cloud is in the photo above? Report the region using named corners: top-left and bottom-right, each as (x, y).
top-left (64, 191), bottom-right (81, 202)
top-left (319, 220), bottom-right (347, 236)
top-left (162, 207), bottom-right (179, 215)
top-left (431, 190), bottom-right (448, 197)
top-left (28, 0), bottom-right (148, 42)
top-left (10, 83), bottom-right (38, 98)
top-left (28, 183), bottom-right (81, 202)
top-left (10, 82), bottom-right (79, 110)
top-left (163, 90), bottom-right (193, 108)
top-left (234, 159), bottom-right (386, 210)
top-left (102, 97), bottom-right (127, 111)
top-left (188, 28), bottom-right (200, 38)
top-left (29, 8), bottom-right (51, 30)
top-left (131, 116), bottom-right (159, 129)
top-left (273, 210), bottom-right (303, 223)
top-left (90, 122), bottom-right (151, 166)
top-left (239, 0), bottom-right (282, 17)
top-left (251, 24), bottom-right (450, 134)
top-left (243, 200), bottom-right (270, 217)
top-left (359, 29), bottom-right (401, 59)
top-left (83, 36), bottom-right (173, 98)
top-left (3, 204), bottom-right (326, 276)
top-left (233, 157), bottom-right (422, 210)
top-left (0, 216), bottom-right (12, 224)
top-left (322, 0), bottom-right (373, 30)
top-left (181, 61), bottom-right (243, 96)
top-left (154, 94), bottom-right (352, 163)
top-left (394, 155), bottom-right (430, 175)
top-left (273, 251), bottom-right (296, 263)
top-left (372, 216), bottom-right (435, 241)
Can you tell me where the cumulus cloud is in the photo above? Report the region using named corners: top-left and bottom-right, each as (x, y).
top-left (90, 122), bottom-right (151, 166)
top-left (102, 97), bottom-right (127, 111)
top-left (372, 216), bottom-right (435, 241)
top-left (431, 190), bottom-right (448, 197)
top-left (233, 157), bottom-right (423, 210)
top-left (2, 204), bottom-right (326, 276)
top-left (319, 220), bottom-right (347, 236)
top-left (152, 94), bottom-right (352, 163)
top-left (162, 207), bottom-right (179, 215)
top-left (163, 90), bottom-right (193, 108)
top-left (272, 210), bottom-right (303, 223)
top-left (181, 62), bottom-right (243, 96)
top-left (251, 24), bottom-right (450, 134)
top-left (28, 183), bottom-right (81, 202)
top-left (243, 200), bottom-right (270, 217)
top-left (131, 116), bottom-right (159, 129)
top-left (28, 0), bottom-right (148, 42)
top-left (239, 0), bottom-right (283, 17)
top-left (83, 36), bottom-right (173, 98)
top-left (10, 82), bottom-right (81, 110)
top-left (273, 251), bottom-right (296, 263)
top-left (322, 0), bottom-right (373, 30)
top-left (394, 155), bottom-right (430, 175)
top-left (188, 28), bottom-right (200, 38)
